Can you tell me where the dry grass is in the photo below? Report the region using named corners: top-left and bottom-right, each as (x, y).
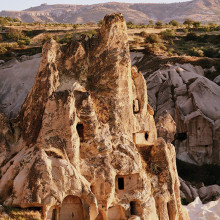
top-left (0, 207), bottom-right (41, 220)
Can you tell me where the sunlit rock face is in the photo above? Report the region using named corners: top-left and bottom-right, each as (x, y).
top-left (147, 64), bottom-right (220, 166)
top-left (0, 14), bottom-right (188, 220)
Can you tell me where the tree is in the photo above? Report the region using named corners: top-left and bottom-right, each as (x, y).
top-left (161, 29), bottom-right (175, 40)
top-left (155, 21), bottom-right (163, 28)
top-left (169, 20), bottom-right (179, 27)
top-left (149, 20), bottom-right (154, 26)
top-left (193, 22), bottom-right (201, 28)
top-left (145, 34), bottom-right (161, 43)
top-left (183, 19), bottom-right (194, 27)
top-left (126, 21), bottom-right (134, 26)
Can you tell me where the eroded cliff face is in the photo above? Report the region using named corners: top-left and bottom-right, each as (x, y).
top-left (146, 64), bottom-right (220, 166)
top-left (0, 14), bottom-right (188, 220)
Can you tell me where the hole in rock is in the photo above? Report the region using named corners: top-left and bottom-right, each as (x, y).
top-left (130, 201), bottom-right (142, 216)
top-left (52, 208), bottom-right (57, 220)
top-left (118, 177), bottom-right (124, 190)
top-left (175, 133), bottom-right (187, 141)
top-left (76, 123), bottom-right (84, 142)
top-left (145, 133), bottom-right (149, 141)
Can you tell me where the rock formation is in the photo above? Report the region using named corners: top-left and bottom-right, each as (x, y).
top-left (0, 14), bottom-right (188, 220)
top-left (0, 54), bottom-right (41, 118)
top-left (180, 177), bottom-right (220, 204)
top-left (146, 63), bottom-right (220, 166)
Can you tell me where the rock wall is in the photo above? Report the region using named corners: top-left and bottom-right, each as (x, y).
top-left (146, 63), bottom-right (220, 166)
top-left (0, 14), bottom-right (188, 220)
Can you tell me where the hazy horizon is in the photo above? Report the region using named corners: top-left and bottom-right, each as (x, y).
top-left (1, 0), bottom-right (192, 11)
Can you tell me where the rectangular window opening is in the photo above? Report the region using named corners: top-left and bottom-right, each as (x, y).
top-left (118, 177), bottom-right (124, 190)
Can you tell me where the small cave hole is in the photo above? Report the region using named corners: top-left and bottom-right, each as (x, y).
top-left (130, 201), bottom-right (142, 216)
top-left (145, 133), bottom-right (149, 141)
top-left (175, 133), bottom-right (187, 142)
top-left (118, 177), bottom-right (124, 190)
top-left (52, 208), bottom-right (57, 220)
top-left (76, 123), bottom-right (84, 142)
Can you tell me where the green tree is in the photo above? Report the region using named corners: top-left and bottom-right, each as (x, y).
top-left (193, 21), bottom-right (201, 28)
top-left (155, 21), bottom-right (163, 28)
top-left (149, 20), bottom-right (154, 26)
top-left (127, 21), bottom-right (134, 26)
top-left (145, 34), bottom-right (161, 43)
top-left (161, 29), bottom-right (175, 40)
top-left (183, 19), bottom-right (194, 27)
top-left (169, 20), bottom-right (179, 27)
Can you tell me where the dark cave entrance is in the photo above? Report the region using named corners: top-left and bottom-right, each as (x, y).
top-left (76, 123), bottom-right (84, 142)
top-left (118, 177), bottom-right (124, 190)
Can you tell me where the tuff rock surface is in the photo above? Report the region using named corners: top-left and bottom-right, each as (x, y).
top-left (0, 54), bottom-right (42, 118)
top-left (180, 177), bottom-right (220, 204)
top-left (146, 63), bottom-right (220, 166)
top-left (0, 14), bottom-right (188, 220)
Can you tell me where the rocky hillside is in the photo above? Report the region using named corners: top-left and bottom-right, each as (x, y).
top-left (0, 0), bottom-right (219, 24)
top-left (0, 13), bottom-right (188, 220)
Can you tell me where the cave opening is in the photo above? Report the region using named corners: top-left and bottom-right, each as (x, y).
top-left (52, 208), bottom-right (57, 220)
top-left (76, 123), bottom-right (84, 142)
top-left (175, 132), bottom-right (187, 141)
top-left (118, 177), bottom-right (124, 190)
top-left (145, 132), bottom-right (149, 141)
top-left (130, 201), bottom-right (142, 216)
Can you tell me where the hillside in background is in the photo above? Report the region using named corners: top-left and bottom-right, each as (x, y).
top-left (0, 0), bottom-right (219, 24)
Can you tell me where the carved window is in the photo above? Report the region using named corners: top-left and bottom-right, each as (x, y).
top-left (145, 133), bottom-right (149, 141)
top-left (118, 177), bottom-right (124, 190)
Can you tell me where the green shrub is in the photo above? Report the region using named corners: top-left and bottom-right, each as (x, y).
top-left (203, 47), bottom-right (220, 58)
top-left (53, 36), bottom-right (60, 43)
top-left (161, 29), bottom-right (175, 40)
top-left (41, 34), bottom-right (53, 45)
top-left (185, 32), bottom-right (198, 41)
top-left (188, 47), bottom-right (204, 57)
top-left (155, 21), bottom-right (163, 28)
top-left (6, 30), bottom-right (24, 41)
top-left (169, 20), bottom-right (179, 27)
top-left (183, 19), bottom-right (194, 27)
top-left (17, 36), bottom-right (30, 46)
top-left (72, 24), bottom-right (79, 29)
top-left (193, 22), bottom-right (201, 28)
top-left (80, 30), bottom-right (97, 39)
top-left (140, 31), bottom-right (148, 37)
top-left (0, 45), bottom-right (7, 55)
top-left (145, 34), bottom-right (161, 43)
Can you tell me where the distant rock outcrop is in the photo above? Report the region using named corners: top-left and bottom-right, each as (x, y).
top-left (0, 14), bottom-right (188, 220)
top-left (146, 63), bottom-right (220, 166)
top-left (0, 0), bottom-right (219, 24)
